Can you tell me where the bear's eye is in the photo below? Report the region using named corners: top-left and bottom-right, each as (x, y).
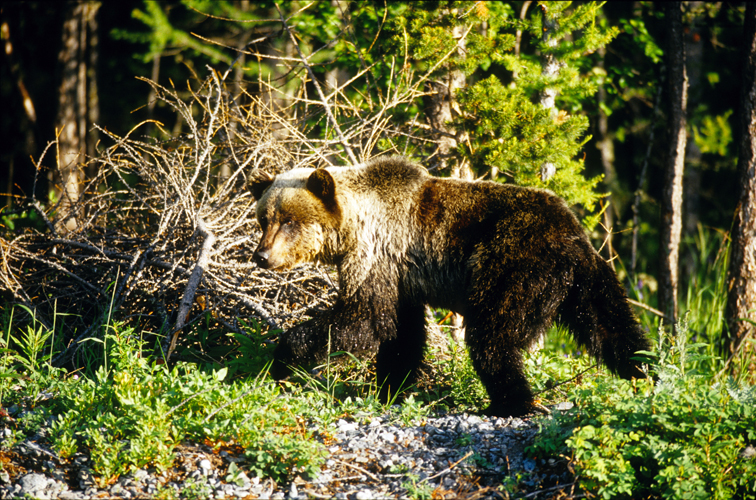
top-left (282, 218), bottom-right (294, 227)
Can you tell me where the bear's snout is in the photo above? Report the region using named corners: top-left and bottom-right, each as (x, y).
top-left (253, 248), bottom-right (272, 268)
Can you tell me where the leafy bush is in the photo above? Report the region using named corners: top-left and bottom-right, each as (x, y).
top-left (530, 322), bottom-right (756, 500)
top-left (2, 313), bottom-right (432, 487)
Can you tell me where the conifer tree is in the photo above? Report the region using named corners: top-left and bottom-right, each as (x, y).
top-left (386, 1), bottom-right (618, 211)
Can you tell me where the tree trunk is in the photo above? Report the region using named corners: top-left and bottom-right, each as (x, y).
top-left (723, 2), bottom-right (756, 370)
top-left (539, 3), bottom-right (561, 182)
top-left (424, 14), bottom-right (472, 181)
top-left (54, 2), bottom-right (100, 232)
top-left (658, 2), bottom-right (687, 326)
top-left (596, 46), bottom-right (617, 266)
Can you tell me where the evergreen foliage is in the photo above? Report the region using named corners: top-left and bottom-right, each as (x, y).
top-left (115, 1), bottom-right (620, 211)
top-left (381, 1), bottom-right (618, 209)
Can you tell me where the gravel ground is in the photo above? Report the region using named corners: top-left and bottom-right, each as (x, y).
top-left (0, 405), bottom-right (575, 499)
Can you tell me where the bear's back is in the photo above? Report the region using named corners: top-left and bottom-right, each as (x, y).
top-left (346, 156), bottom-right (428, 195)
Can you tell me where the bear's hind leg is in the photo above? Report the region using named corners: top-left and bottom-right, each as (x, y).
top-left (465, 324), bottom-right (538, 417)
top-left (376, 304), bottom-right (427, 402)
top-left (464, 253), bottom-right (571, 417)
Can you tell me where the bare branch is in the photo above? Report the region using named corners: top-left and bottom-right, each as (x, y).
top-left (275, 2), bottom-right (359, 165)
top-left (169, 218), bottom-right (216, 357)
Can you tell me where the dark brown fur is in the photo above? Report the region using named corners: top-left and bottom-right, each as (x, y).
top-left (250, 156), bottom-right (650, 417)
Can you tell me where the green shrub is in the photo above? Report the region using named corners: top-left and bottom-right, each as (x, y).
top-left (530, 322), bottom-right (756, 500)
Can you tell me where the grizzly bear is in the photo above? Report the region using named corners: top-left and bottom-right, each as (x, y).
top-left (250, 156), bottom-right (650, 417)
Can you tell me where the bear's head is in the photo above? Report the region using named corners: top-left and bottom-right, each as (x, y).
top-left (250, 168), bottom-right (342, 270)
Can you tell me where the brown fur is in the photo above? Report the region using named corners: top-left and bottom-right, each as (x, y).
top-left (250, 156), bottom-right (650, 417)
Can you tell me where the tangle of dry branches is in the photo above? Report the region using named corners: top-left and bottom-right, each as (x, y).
top-left (0, 7), bottom-right (451, 367)
top-left (1, 72), bottom-right (340, 366)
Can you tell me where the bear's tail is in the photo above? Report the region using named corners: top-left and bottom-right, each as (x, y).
top-left (560, 250), bottom-right (651, 380)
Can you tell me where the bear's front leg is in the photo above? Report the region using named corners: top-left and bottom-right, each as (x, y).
top-left (270, 290), bottom-right (396, 380)
top-left (376, 304), bottom-right (427, 401)
top-left (270, 317), bottom-right (329, 380)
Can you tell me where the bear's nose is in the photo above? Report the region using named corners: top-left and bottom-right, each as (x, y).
top-left (254, 249), bottom-right (271, 268)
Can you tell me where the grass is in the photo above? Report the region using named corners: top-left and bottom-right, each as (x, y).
top-left (1, 225), bottom-right (754, 499)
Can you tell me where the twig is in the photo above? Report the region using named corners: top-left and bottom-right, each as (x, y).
top-left (627, 298), bottom-right (667, 319)
top-left (533, 364), bottom-right (598, 396)
top-left (30, 200), bottom-right (57, 235)
top-left (20, 441), bottom-right (60, 462)
top-left (274, 2), bottom-right (359, 165)
top-left (419, 450), bottom-right (474, 484)
top-left (13, 245), bottom-right (104, 297)
top-left (521, 482), bottom-right (581, 499)
top-left (169, 217), bottom-right (216, 358)
top-left (300, 490), bottom-right (333, 499)
top-left (333, 459), bottom-right (383, 483)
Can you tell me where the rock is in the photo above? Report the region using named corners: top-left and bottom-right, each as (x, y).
top-left (58, 490), bottom-right (83, 500)
top-left (19, 473), bottom-right (48, 495)
top-left (2, 407), bottom-right (550, 500)
top-left (199, 458), bottom-right (213, 475)
top-left (132, 469), bottom-right (149, 483)
top-left (288, 481), bottom-right (299, 499)
top-left (336, 419), bottom-right (358, 433)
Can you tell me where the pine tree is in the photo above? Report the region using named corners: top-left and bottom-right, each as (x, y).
top-left (385, 1), bottom-right (618, 211)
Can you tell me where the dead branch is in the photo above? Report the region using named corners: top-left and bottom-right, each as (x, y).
top-left (274, 2), bottom-right (358, 165)
top-left (169, 217), bottom-right (217, 357)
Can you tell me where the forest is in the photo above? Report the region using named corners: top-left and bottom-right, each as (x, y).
top-left (0, 2), bottom-right (755, 499)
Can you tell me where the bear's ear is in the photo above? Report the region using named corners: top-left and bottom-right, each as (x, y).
top-left (306, 169), bottom-right (336, 203)
top-left (250, 170), bottom-right (275, 201)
